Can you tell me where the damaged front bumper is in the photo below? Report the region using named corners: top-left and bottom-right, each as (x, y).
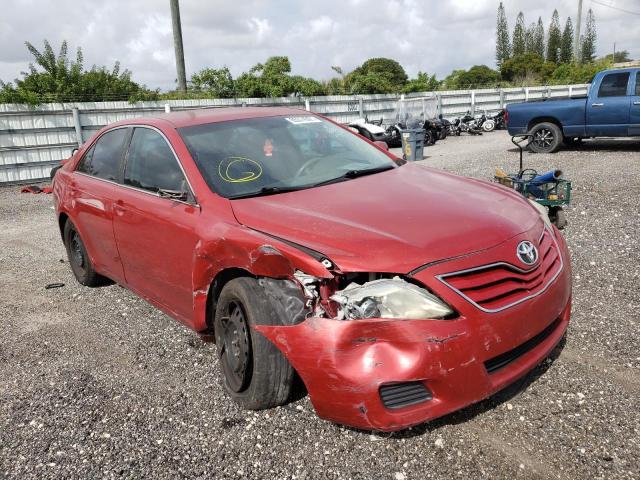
top-left (255, 230), bottom-right (572, 432)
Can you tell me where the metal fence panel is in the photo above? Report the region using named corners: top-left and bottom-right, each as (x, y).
top-left (0, 84), bottom-right (589, 184)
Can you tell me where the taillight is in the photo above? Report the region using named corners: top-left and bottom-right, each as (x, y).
top-left (504, 109), bottom-right (509, 126)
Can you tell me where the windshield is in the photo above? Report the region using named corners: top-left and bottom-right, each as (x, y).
top-left (178, 115), bottom-right (397, 198)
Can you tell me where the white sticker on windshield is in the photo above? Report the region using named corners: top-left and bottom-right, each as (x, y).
top-left (285, 116), bottom-right (322, 125)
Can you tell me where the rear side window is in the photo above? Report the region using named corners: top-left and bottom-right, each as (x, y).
top-left (76, 128), bottom-right (127, 181)
top-left (597, 72), bottom-right (630, 97)
top-left (636, 74), bottom-right (640, 96)
top-left (124, 128), bottom-right (186, 193)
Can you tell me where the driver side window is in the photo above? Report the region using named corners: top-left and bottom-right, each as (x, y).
top-left (124, 128), bottom-right (187, 193)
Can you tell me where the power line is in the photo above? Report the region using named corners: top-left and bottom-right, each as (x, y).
top-left (590, 0), bottom-right (640, 16)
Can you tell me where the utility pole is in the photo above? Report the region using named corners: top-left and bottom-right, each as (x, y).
top-left (170, 0), bottom-right (187, 92)
top-left (574, 0), bottom-right (583, 62)
top-left (613, 42), bottom-right (616, 62)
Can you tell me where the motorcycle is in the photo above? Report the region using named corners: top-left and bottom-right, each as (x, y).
top-left (384, 117), bottom-right (440, 147)
top-left (491, 109), bottom-right (507, 130)
top-left (452, 112), bottom-right (483, 135)
top-left (348, 117), bottom-right (392, 144)
top-left (475, 111), bottom-right (497, 132)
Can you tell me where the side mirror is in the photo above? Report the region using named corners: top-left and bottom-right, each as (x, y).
top-left (374, 140), bottom-right (389, 151)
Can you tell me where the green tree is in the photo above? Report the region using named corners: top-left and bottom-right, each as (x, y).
top-left (443, 65), bottom-right (500, 89)
top-left (512, 12), bottom-right (526, 56)
top-left (0, 40), bottom-right (157, 104)
top-left (324, 77), bottom-right (346, 95)
top-left (525, 22), bottom-right (536, 53)
top-left (289, 75), bottom-right (325, 96)
top-left (496, 2), bottom-right (511, 67)
top-left (559, 18), bottom-right (574, 64)
top-left (501, 53), bottom-right (556, 84)
top-left (190, 67), bottom-right (235, 98)
top-left (550, 58), bottom-right (610, 84)
top-left (343, 57), bottom-right (407, 94)
top-left (534, 17), bottom-right (546, 57)
top-left (402, 72), bottom-right (440, 93)
top-left (600, 50), bottom-right (632, 63)
top-left (346, 72), bottom-right (394, 94)
top-left (581, 9), bottom-right (597, 63)
top-left (547, 10), bottom-right (562, 63)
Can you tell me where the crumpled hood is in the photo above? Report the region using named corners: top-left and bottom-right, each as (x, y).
top-left (230, 163), bottom-right (541, 273)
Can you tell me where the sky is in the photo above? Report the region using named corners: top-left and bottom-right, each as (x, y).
top-left (1, 0), bottom-right (638, 90)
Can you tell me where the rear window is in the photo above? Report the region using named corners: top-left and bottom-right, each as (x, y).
top-left (76, 128), bottom-right (128, 181)
top-left (597, 72), bottom-right (630, 97)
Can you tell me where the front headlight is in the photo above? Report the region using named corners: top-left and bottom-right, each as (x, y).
top-left (330, 276), bottom-right (453, 320)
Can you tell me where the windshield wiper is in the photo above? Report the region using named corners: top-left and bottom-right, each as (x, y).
top-left (312, 164), bottom-right (396, 187)
top-left (228, 185), bottom-right (307, 200)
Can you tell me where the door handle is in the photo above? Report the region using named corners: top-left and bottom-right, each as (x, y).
top-left (591, 103), bottom-right (604, 107)
top-left (634, 101), bottom-right (640, 105)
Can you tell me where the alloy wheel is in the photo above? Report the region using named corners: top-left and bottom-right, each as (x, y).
top-left (533, 128), bottom-right (554, 148)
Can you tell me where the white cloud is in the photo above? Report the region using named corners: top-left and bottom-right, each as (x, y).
top-left (0, 0), bottom-right (638, 90)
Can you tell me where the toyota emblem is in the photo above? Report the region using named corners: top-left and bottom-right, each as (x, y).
top-left (516, 240), bottom-right (538, 265)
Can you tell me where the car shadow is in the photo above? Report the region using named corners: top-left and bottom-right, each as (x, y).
top-left (356, 335), bottom-right (567, 440)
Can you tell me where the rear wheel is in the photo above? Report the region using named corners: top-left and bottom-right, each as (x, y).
top-left (63, 220), bottom-right (108, 287)
top-left (529, 122), bottom-right (563, 153)
top-left (482, 120), bottom-right (496, 132)
top-left (214, 277), bottom-right (294, 410)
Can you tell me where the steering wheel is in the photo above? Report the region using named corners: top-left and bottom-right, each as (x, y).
top-left (293, 156), bottom-right (325, 179)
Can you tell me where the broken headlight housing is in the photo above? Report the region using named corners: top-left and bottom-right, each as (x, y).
top-left (330, 277), bottom-right (453, 320)
top-left (528, 199), bottom-right (553, 232)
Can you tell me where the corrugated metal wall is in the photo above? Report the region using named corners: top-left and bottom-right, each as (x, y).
top-left (0, 84), bottom-right (588, 184)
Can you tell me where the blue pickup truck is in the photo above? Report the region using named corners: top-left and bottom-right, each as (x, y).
top-left (506, 68), bottom-right (640, 153)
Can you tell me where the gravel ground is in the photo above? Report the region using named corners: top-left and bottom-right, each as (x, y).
top-left (0, 131), bottom-right (639, 479)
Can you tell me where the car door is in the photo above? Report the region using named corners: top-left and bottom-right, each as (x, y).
top-left (71, 127), bottom-right (129, 283)
top-left (586, 71), bottom-right (631, 136)
top-left (630, 71), bottom-right (640, 136)
top-left (112, 126), bottom-right (201, 323)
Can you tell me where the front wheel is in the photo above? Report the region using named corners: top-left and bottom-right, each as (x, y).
top-left (529, 122), bottom-right (563, 153)
top-left (214, 277), bottom-right (294, 410)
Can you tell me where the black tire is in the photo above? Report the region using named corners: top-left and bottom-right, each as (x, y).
top-left (63, 220), bottom-right (107, 287)
top-left (549, 207), bottom-right (568, 230)
top-left (214, 277), bottom-right (294, 410)
top-left (529, 122), bottom-right (563, 153)
top-left (424, 131), bottom-right (434, 145)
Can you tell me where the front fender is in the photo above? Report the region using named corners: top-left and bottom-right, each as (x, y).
top-left (191, 223), bottom-right (332, 331)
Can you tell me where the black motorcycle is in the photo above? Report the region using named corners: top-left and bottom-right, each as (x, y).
top-left (386, 117), bottom-right (443, 147)
top-left (491, 109), bottom-right (507, 130)
top-left (452, 112), bottom-right (483, 135)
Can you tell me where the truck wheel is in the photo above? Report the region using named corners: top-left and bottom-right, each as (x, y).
top-left (214, 277), bottom-right (294, 410)
top-left (529, 122), bottom-right (563, 153)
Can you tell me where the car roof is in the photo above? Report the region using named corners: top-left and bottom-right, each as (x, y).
top-left (116, 106), bottom-right (312, 129)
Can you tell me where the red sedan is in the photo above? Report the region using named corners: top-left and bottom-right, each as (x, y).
top-left (52, 107), bottom-right (571, 431)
